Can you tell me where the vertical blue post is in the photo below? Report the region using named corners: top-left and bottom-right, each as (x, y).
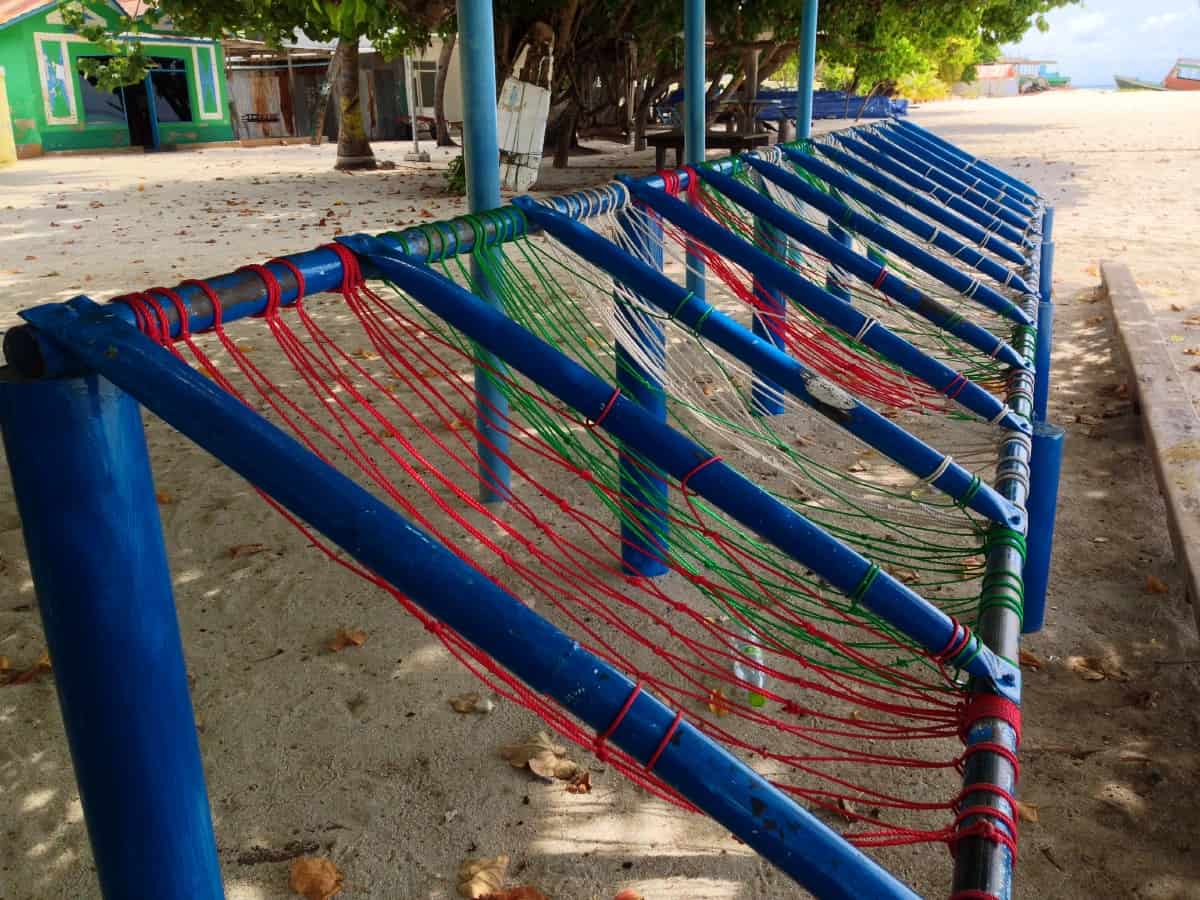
top-left (1022, 422), bottom-right (1064, 633)
top-left (615, 206), bottom-right (670, 577)
top-left (751, 193), bottom-right (788, 416)
top-left (825, 222), bottom-right (853, 301)
top-left (684, 0), bottom-right (706, 301)
top-left (457, 0), bottom-right (512, 501)
top-left (1033, 207), bottom-right (1055, 423)
top-left (796, 0), bottom-right (819, 140)
top-left (0, 374), bottom-right (221, 900)
top-left (145, 73), bottom-right (161, 151)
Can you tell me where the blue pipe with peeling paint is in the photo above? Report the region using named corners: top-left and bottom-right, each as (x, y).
top-left (16, 296), bottom-right (917, 900)
top-left (834, 133), bottom-right (1031, 252)
top-left (515, 196), bottom-right (1027, 526)
top-left (814, 139), bottom-right (1028, 266)
top-left (0, 374), bottom-right (222, 900)
top-left (620, 173), bottom-right (1029, 432)
top-left (858, 129), bottom-right (1032, 231)
top-left (1022, 422), bottom-right (1064, 633)
top-left (457, 0), bottom-right (511, 502)
top-left (698, 167), bottom-right (1026, 369)
top-left (747, 155), bottom-right (1033, 327)
top-left (786, 145), bottom-right (1035, 295)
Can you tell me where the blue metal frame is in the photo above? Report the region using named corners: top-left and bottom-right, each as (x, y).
top-left (621, 173), bottom-right (1030, 431)
top-left (1022, 422), bottom-right (1063, 633)
top-left (1033, 206), bottom-right (1055, 423)
top-left (755, 153), bottom-right (1031, 324)
top-left (796, 0), bottom-right (819, 139)
top-left (0, 373), bottom-right (221, 899)
top-left (894, 119), bottom-right (1039, 201)
top-left (18, 297), bottom-right (918, 900)
top-left (683, 0), bottom-right (707, 301)
top-left (697, 166), bottom-right (1025, 369)
top-left (456, 0), bottom-right (511, 501)
top-left (749, 174), bottom-right (789, 416)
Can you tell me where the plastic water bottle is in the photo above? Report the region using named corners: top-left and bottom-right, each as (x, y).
top-left (732, 633), bottom-right (768, 708)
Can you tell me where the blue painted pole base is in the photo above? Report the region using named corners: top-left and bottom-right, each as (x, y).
top-left (1022, 422), bottom-right (1065, 633)
top-left (0, 373), bottom-right (222, 900)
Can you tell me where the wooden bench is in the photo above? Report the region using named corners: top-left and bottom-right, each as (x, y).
top-left (645, 130), bottom-right (771, 171)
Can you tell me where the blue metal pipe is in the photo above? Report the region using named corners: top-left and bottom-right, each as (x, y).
top-left (457, 0), bottom-right (511, 502)
top-left (16, 298), bottom-right (918, 900)
top-left (888, 120), bottom-right (1037, 205)
top-left (749, 180), bottom-right (789, 416)
top-left (834, 133), bottom-right (1031, 252)
top-left (857, 129), bottom-right (1031, 233)
top-left (789, 145), bottom-right (1035, 295)
top-left (614, 205), bottom-right (670, 576)
top-left (880, 124), bottom-right (1035, 218)
top-left (894, 118), bottom-right (1039, 200)
top-left (620, 174), bottom-right (1029, 432)
top-left (1033, 239), bottom-right (1054, 424)
top-left (868, 130), bottom-right (1036, 229)
top-left (796, 0), bottom-right (819, 139)
top-left (1022, 422), bottom-right (1064, 633)
top-left (825, 222), bottom-right (853, 300)
top-left (698, 167), bottom-right (1026, 369)
top-left (684, 0), bottom-right (707, 301)
top-left (747, 156), bottom-right (1033, 327)
top-left (0, 373), bottom-right (221, 900)
top-left (515, 197), bottom-right (1028, 526)
top-left (815, 139), bottom-right (1027, 266)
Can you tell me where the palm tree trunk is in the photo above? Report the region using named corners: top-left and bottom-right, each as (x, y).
top-left (434, 32), bottom-right (456, 146)
top-left (334, 40), bottom-right (376, 171)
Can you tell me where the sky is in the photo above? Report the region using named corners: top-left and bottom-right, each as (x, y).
top-left (1002, 0), bottom-right (1200, 85)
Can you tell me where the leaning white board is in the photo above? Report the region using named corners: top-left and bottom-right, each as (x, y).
top-left (497, 76), bottom-right (551, 192)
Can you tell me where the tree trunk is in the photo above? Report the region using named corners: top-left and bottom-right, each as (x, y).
top-left (310, 40), bottom-right (340, 145)
top-left (434, 32), bottom-right (456, 146)
top-left (552, 103), bottom-right (577, 168)
top-left (334, 41), bottom-right (376, 170)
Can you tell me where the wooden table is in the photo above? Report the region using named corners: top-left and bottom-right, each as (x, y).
top-left (645, 130), bottom-right (771, 171)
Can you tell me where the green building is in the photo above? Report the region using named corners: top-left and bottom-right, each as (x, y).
top-left (0, 0), bottom-right (233, 157)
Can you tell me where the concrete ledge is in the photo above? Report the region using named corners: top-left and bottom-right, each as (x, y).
top-left (1103, 261), bottom-right (1200, 627)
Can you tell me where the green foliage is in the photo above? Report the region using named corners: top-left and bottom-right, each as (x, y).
top-left (60, 1), bottom-right (154, 90)
top-left (820, 63), bottom-right (858, 93)
top-left (895, 70), bottom-right (952, 101)
top-left (444, 154), bottom-right (466, 195)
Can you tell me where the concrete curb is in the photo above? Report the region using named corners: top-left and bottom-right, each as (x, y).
top-left (1102, 261), bottom-right (1200, 629)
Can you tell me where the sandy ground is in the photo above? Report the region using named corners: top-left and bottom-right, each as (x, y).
top-left (1, 89), bottom-right (1199, 900)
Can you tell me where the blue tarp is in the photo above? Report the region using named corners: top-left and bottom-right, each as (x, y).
top-left (661, 88), bottom-right (909, 123)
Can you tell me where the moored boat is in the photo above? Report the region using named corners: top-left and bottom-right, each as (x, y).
top-left (1162, 58), bottom-right (1200, 91)
top-left (1113, 74), bottom-right (1166, 91)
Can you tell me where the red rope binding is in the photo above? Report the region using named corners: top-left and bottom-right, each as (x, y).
top-left (594, 681), bottom-right (642, 762)
top-left (679, 455), bottom-right (722, 495)
top-left (645, 709), bottom-right (684, 772)
top-left (586, 388), bottom-right (622, 430)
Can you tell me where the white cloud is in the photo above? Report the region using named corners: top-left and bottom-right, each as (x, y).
top-left (1138, 11), bottom-right (1182, 31)
top-left (1067, 11), bottom-right (1110, 37)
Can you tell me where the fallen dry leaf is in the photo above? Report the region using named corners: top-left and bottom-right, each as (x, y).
top-left (837, 797), bottom-right (857, 821)
top-left (1183, 315), bottom-right (1200, 326)
top-left (481, 888), bottom-right (549, 900)
top-left (1067, 654), bottom-right (1127, 682)
top-left (156, 491), bottom-right (175, 505)
top-left (1015, 799), bottom-right (1040, 824)
top-left (2, 651), bottom-right (52, 687)
top-left (1171, 303), bottom-right (1186, 312)
top-left (448, 692), bottom-right (496, 715)
top-left (566, 770), bottom-right (592, 795)
top-left (500, 732), bottom-right (581, 781)
top-left (0, 655), bottom-right (9, 672)
top-left (1145, 575), bottom-right (1170, 594)
top-left (458, 855), bottom-right (509, 899)
top-left (351, 347), bottom-right (381, 361)
top-left (288, 856), bottom-right (343, 900)
top-left (328, 627), bottom-right (368, 652)
top-left (1018, 648), bottom-right (1043, 670)
top-left (227, 543), bottom-right (269, 558)
top-left (1185, 348), bottom-right (1200, 357)
top-left (613, 891), bottom-right (645, 900)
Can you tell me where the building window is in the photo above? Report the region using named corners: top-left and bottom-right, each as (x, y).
top-left (77, 61), bottom-right (127, 125)
top-left (150, 57), bottom-right (192, 122)
top-left (414, 60), bottom-right (436, 108)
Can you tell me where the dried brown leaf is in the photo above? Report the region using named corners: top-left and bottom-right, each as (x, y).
top-left (1067, 654), bottom-right (1127, 682)
top-left (837, 797), bottom-right (857, 821)
top-left (458, 855), bottom-right (509, 898)
top-left (482, 888), bottom-right (549, 900)
top-left (566, 770), bottom-right (592, 794)
top-left (1145, 575), bottom-right (1170, 594)
top-left (1019, 648), bottom-right (1043, 670)
top-left (1015, 800), bottom-right (1040, 823)
top-left (329, 627), bottom-right (368, 652)
top-left (228, 543), bottom-right (269, 558)
top-left (1184, 348), bottom-right (1200, 357)
top-left (706, 687), bottom-right (731, 717)
top-left (0, 655), bottom-right (9, 672)
top-left (613, 891), bottom-right (645, 900)
top-left (448, 692), bottom-right (495, 715)
top-left (499, 732), bottom-right (580, 781)
top-left (288, 856), bottom-right (344, 900)
top-left (156, 491), bottom-right (175, 505)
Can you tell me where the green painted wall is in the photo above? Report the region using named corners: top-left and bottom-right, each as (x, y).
top-left (0, 0), bottom-right (233, 156)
